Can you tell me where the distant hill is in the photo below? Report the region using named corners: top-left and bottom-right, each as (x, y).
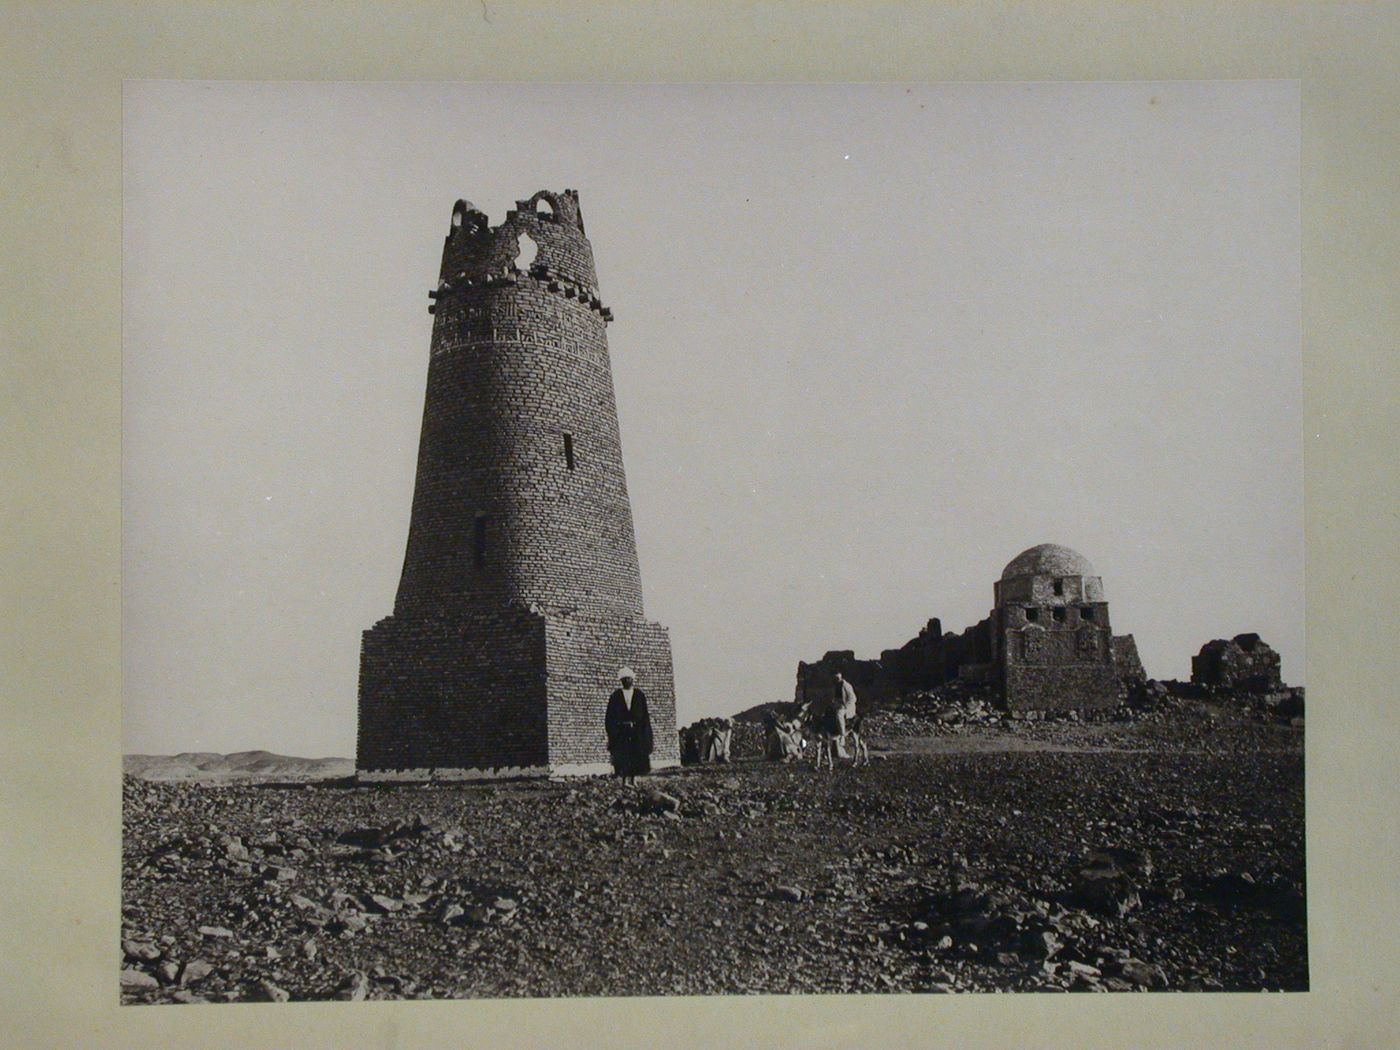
top-left (123, 750), bottom-right (354, 782)
top-left (728, 701), bottom-right (800, 724)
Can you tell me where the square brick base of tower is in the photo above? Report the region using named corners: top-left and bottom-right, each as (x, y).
top-left (356, 605), bottom-right (679, 780)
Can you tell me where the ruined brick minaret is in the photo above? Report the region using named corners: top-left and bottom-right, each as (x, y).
top-left (357, 190), bottom-right (678, 778)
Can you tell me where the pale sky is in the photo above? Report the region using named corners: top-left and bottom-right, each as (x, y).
top-left (123, 81), bottom-right (1302, 757)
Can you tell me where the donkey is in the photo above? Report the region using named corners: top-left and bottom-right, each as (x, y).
top-left (798, 701), bottom-right (869, 770)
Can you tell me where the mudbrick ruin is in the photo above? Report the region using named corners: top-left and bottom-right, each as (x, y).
top-left (122, 190), bottom-right (1306, 1002)
top-left (795, 544), bottom-right (1145, 716)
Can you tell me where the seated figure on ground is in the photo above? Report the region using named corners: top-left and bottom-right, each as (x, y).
top-left (700, 718), bottom-right (733, 763)
top-left (764, 706), bottom-right (806, 762)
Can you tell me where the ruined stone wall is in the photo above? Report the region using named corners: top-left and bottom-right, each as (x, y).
top-left (880, 618), bottom-right (947, 693)
top-left (945, 617), bottom-right (995, 679)
top-left (796, 614), bottom-right (997, 709)
top-left (794, 651), bottom-right (893, 708)
top-left (1112, 634), bottom-right (1146, 683)
top-left (876, 616), bottom-right (996, 693)
top-left (1191, 634), bottom-right (1283, 692)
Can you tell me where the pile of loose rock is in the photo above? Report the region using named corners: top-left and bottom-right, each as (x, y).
top-left (123, 720), bottom-right (1306, 1000)
top-left (897, 868), bottom-right (1169, 992)
top-left (873, 685), bottom-right (1007, 734)
top-left (1120, 679), bottom-right (1305, 728)
top-left (886, 834), bottom-right (1303, 993)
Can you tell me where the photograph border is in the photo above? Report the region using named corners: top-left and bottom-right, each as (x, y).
top-left (5, 2), bottom-right (1399, 1047)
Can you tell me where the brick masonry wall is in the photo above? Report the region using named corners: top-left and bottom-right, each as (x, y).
top-left (357, 606), bottom-right (549, 770)
top-left (544, 614), bottom-right (679, 766)
top-left (995, 595), bottom-right (1121, 711)
top-left (357, 191), bottom-right (677, 776)
top-left (1003, 664), bottom-right (1122, 712)
top-left (397, 266), bottom-right (642, 620)
top-left (1112, 634), bottom-right (1146, 682)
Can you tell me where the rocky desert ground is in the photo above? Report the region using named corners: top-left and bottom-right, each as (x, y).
top-left (121, 692), bottom-right (1305, 1002)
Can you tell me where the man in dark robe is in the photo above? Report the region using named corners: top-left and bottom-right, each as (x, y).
top-left (605, 666), bottom-right (653, 784)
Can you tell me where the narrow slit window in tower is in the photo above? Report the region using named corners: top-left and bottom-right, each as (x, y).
top-left (473, 514), bottom-right (487, 569)
top-left (1052, 579), bottom-right (1064, 597)
top-left (563, 432), bottom-right (575, 471)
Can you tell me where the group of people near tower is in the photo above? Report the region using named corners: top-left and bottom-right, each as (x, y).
top-left (603, 666), bottom-right (861, 780)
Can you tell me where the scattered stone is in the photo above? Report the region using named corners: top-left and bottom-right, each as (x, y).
top-left (637, 789), bottom-right (681, 816)
top-left (120, 706), bottom-right (1304, 999)
top-left (1120, 958), bottom-right (1168, 989)
top-left (332, 912), bottom-right (368, 934)
top-left (197, 925), bottom-right (234, 940)
top-left (123, 939), bottom-right (161, 962)
top-left (120, 968), bottom-right (159, 990)
top-left (771, 886), bottom-right (805, 903)
top-left (335, 971), bottom-right (370, 1002)
top-left (180, 959), bottom-right (215, 986)
top-left (254, 980), bottom-right (292, 1003)
top-left (1022, 929), bottom-right (1064, 960)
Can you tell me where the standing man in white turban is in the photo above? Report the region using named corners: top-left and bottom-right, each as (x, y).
top-left (604, 666), bottom-right (654, 784)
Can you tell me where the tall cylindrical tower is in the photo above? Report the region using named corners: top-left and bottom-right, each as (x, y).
top-left (357, 190), bottom-right (678, 778)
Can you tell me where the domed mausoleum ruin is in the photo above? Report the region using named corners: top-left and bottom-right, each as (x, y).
top-left (796, 543), bottom-right (1142, 713)
top-left (991, 544), bottom-right (1124, 713)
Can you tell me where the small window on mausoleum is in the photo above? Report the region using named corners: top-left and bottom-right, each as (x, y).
top-left (1081, 607), bottom-right (1095, 622)
top-left (1053, 579), bottom-right (1064, 597)
top-left (1025, 607), bottom-right (1039, 622)
top-left (1052, 607), bottom-right (1067, 623)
